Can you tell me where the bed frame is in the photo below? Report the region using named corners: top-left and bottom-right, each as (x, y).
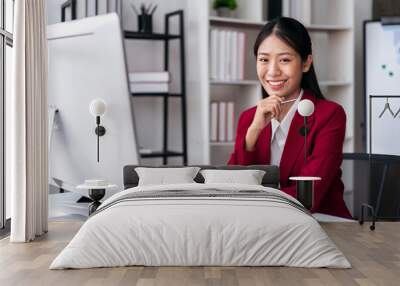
top-left (123, 165), bottom-right (280, 189)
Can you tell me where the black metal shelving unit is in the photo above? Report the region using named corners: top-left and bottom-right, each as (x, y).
top-left (125, 10), bottom-right (187, 165)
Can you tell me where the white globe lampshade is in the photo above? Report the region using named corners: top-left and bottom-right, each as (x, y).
top-left (89, 98), bottom-right (107, 117)
top-left (297, 99), bottom-right (314, 117)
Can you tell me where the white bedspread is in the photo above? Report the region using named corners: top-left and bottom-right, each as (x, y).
top-left (50, 183), bottom-right (351, 269)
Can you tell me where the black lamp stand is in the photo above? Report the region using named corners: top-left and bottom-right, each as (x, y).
top-left (299, 116), bottom-right (309, 163)
top-left (94, 115), bottom-right (106, 162)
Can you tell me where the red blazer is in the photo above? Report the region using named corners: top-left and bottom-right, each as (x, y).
top-left (228, 90), bottom-right (352, 218)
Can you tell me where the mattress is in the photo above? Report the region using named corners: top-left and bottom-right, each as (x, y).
top-left (50, 183), bottom-right (351, 269)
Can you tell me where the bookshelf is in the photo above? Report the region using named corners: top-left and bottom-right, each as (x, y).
top-left (298, 0), bottom-right (355, 146)
top-left (189, 0), bottom-right (355, 165)
top-left (204, 0), bottom-right (264, 165)
top-left (124, 10), bottom-right (188, 165)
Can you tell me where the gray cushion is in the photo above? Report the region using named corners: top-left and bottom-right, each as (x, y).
top-left (123, 165), bottom-right (280, 189)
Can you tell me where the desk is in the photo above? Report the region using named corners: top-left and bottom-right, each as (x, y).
top-left (343, 153), bottom-right (400, 230)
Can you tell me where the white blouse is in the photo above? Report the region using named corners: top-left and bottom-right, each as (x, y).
top-left (270, 89), bottom-right (303, 166)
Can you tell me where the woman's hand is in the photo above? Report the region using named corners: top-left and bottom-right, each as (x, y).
top-left (245, 95), bottom-right (283, 151)
top-left (251, 94), bottom-right (283, 130)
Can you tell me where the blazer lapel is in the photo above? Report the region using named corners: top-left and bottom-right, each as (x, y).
top-left (279, 91), bottom-right (316, 184)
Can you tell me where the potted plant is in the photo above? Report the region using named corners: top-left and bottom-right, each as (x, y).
top-left (213, 0), bottom-right (237, 18)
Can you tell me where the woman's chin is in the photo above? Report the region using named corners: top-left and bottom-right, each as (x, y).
top-left (265, 89), bottom-right (288, 97)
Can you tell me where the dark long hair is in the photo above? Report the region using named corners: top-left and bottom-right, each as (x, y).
top-left (253, 17), bottom-right (324, 99)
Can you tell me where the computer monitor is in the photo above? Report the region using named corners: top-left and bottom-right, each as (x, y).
top-left (47, 13), bottom-right (139, 198)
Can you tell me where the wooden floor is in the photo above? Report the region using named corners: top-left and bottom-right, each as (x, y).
top-left (0, 222), bottom-right (399, 286)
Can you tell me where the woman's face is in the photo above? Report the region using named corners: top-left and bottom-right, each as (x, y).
top-left (256, 34), bottom-right (312, 99)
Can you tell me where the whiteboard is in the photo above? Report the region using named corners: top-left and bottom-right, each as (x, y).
top-left (365, 21), bottom-right (400, 156)
top-left (48, 14), bottom-right (140, 197)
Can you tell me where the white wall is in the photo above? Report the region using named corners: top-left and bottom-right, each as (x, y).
top-left (184, 1), bottom-right (209, 164)
top-left (354, 0), bottom-right (372, 152)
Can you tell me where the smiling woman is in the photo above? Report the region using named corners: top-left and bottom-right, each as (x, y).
top-left (228, 17), bottom-right (351, 219)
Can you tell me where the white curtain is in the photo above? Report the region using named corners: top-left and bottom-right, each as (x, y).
top-left (8, 0), bottom-right (48, 242)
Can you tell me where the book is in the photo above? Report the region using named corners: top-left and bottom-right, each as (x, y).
top-left (237, 32), bottom-right (246, 80)
top-left (130, 82), bottom-right (169, 93)
top-left (218, 102), bottom-right (227, 141)
top-left (218, 30), bottom-right (226, 81)
top-left (128, 72), bottom-right (170, 83)
top-left (210, 102), bottom-right (218, 142)
top-left (282, 0), bottom-right (291, 17)
top-left (84, 179), bottom-right (108, 187)
top-left (231, 31), bottom-right (238, 80)
top-left (300, 0), bottom-right (311, 26)
top-left (139, 148), bottom-right (155, 154)
top-left (210, 29), bottom-right (218, 80)
top-left (226, 101), bottom-right (235, 142)
top-left (226, 30), bottom-right (232, 81)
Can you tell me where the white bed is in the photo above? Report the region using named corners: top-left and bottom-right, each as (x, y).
top-left (50, 183), bottom-right (351, 269)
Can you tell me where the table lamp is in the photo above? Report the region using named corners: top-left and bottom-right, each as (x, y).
top-left (289, 99), bottom-right (321, 210)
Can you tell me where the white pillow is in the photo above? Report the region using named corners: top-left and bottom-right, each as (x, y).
top-left (135, 167), bottom-right (201, 186)
top-left (200, 169), bottom-right (266, 185)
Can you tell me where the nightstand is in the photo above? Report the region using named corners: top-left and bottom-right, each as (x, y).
top-left (77, 182), bottom-right (117, 215)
